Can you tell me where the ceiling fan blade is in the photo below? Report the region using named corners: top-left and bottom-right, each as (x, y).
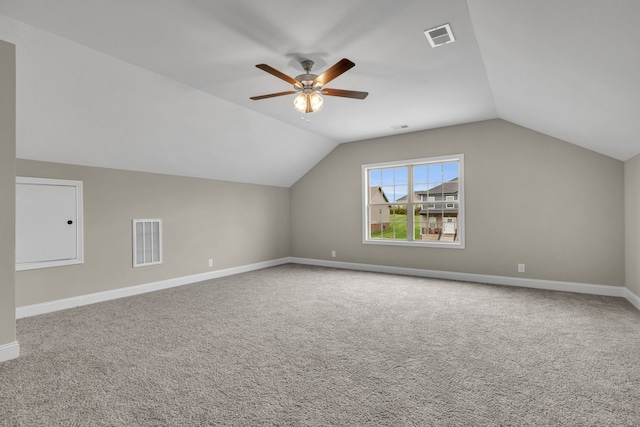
top-left (250, 90), bottom-right (297, 100)
top-left (255, 64), bottom-right (299, 86)
top-left (321, 88), bottom-right (369, 99)
top-left (313, 58), bottom-right (355, 86)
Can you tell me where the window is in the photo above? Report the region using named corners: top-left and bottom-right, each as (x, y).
top-left (425, 196), bottom-right (436, 209)
top-left (133, 219), bottom-right (162, 267)
top-left (362, 154), bottom-right (464, 248)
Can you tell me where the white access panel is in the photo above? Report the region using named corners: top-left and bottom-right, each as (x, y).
top-left (16, 177), bottom-right (84, 271)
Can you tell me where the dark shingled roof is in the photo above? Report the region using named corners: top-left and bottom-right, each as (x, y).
top-left (416, 178), bottom-right (459, 196)
top-left (418, 207), bottom-right (459, 216)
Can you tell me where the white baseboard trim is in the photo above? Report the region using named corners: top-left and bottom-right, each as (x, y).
top-left (0, 341), bottom-right (20, 363)
top-left (289, 257), bottom-right (629, 299)
top-left (16, 257), bottom-right (290, 319)
top-left (625, 288), bottom-right (640, 311)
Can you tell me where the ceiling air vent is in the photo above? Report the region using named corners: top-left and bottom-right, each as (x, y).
top-left (424, 24), bottom-right (455, 48)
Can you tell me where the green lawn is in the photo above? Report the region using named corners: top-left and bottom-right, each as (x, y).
top-left (370, 214), bottom-right (421, 240)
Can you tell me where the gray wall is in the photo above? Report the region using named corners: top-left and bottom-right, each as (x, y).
top-left (15, 160), bottom-right (290, 307)
top-left (10, 120), bottom-right (636, 309)
top-left (625, 154), bottom-right (640, 296)
top-left (0, 40), bottom-right (16, 345)
top-left (291, 119), bottom-right (625, 286)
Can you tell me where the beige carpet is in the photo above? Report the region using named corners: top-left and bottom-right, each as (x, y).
top-left (1, 264), bottom-right (639, 426)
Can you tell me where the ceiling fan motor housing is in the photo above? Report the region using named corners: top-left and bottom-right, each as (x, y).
top-left (295, 78), bottom-right (321, 94)
top-left (295, 60), bottom-right (323, 93)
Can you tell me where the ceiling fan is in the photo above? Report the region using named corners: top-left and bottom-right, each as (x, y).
top-left (250, 58), bottom-right (368, 114)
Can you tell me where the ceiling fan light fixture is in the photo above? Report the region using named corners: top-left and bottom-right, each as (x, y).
top-left (293, 93), bottom-right (308, 113)
top-left (294, 92), bottom-right (324, 113)
top-left (309, 92), bottom-right (324, 112)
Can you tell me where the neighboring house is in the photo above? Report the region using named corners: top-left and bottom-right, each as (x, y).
top-left (395, 194), bottom-right (412, 204)
top-left (369, 187), bottom-right (391, 233)
top-left (416, 178), bottom-right (459, 241)
top-left (388, 179), bottom-right (459, 241)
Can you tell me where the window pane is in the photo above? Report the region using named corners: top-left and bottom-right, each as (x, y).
top-left (413, 211), bottom-right (421, 240)
top-left (441, 215), bottom-right (459, 241)
top-left (414, 165), bottom-right (427, 185)
top-left (420, 214), bottom-right (438, 241)
top-left (393, 167), bottom-right (408, 185)
top-left (388, 205), bottom-right (409, 240)
top-left (368, 203), bottom-right (388, 237)
top-left (381, 185), bottom-right (395, 201)
top-left (427, 163), bottom-right (443, 182)
top-left (381, 168), bottom-right (395, 186)
top-left (395, 185), bottom-right (407, 202)
top-left (369, 169), bottom-right (382, 187)
top-left (369, 205), bottom-right (410, 240)
top-left (414, 184), bottom-right (427, 194)
top-left (443, 161), bottom-right (459, 181)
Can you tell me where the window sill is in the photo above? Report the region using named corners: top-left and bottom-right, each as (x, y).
top-left (363, 239), bottom-right (465, 249)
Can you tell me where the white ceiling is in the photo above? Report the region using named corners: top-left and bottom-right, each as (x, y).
top-left (0, 0), bottom-right (639, 186)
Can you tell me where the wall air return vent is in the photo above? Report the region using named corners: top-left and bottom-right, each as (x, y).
top-left (133, 219), bottom-right (162, 267)
top-left (424, 24), bottom-right (455, 47)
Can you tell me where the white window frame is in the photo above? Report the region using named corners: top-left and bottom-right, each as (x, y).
top-left (362, 154), bottom-right (465, 249)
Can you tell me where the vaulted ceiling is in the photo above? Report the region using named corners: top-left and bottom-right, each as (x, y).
top-left (0, 0), bottom-right (638, 187)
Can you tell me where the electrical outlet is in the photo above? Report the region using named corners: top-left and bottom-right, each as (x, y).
top-left (518, 263), bottom-right (525, 273)
top-left (208, 259), bottom-right (213, 268)
top-left (331, 251), bottom-right (336, 258)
